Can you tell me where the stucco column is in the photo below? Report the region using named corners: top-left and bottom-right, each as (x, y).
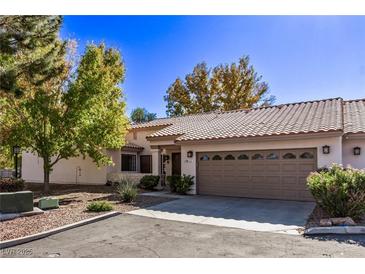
top-left (151, 148), bottom-right (162, 186)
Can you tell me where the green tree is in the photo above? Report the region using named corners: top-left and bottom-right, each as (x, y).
top-left (130, 107), bottom-right (157, 123)
top-left (0, 145), bottom-right (12, 169)
top-left (0, 44), bottom-right (129, 193)
top-left (164, 56), bottom-right (273, 116)
top-left (0, 16), bottom-right (67, 96)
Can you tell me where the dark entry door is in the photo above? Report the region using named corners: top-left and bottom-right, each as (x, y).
top-left (171, 153), bottom-right (181, 175)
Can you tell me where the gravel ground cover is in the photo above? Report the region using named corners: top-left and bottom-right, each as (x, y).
top-left (1, 183), bottom-right (174, 242)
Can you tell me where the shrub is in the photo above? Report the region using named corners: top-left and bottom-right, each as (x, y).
top-left (87, 201), bottom-right (113, 212)
top-left (167, 174), bottom-right (194, 194)
top-left (0, 178), bottom-right (25, 192)
top-left (117, 179), bottom-right (138, 202)
top-left (166, 175), bottom-right (180, 193)
top-left (138, 175), bottom-right (160, 190)
top-left (307, 164), bottom-right (365, 220)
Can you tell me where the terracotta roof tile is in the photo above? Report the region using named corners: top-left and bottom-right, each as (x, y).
top-left (344, 99), bottom-right (365, 134)
top-left (122, 142), bottom-right (144, 150)
top-left (132, 97), bottom-right (364, 141)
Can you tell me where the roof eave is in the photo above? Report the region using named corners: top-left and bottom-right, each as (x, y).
top-left (175, 130), bottom-right (344, 145)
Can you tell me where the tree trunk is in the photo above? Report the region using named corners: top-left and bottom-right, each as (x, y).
top-left (43, 157), bottom-right (51, 194)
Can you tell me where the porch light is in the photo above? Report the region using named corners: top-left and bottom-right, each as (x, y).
top-left (187, 151), bottom-right (193, 158)
top-left (12, 145), bottom-right (21, 178)
top-left (322, 145), bottom-right (330, 155)
top-left (354, 147), bottom-right (361, 156)
top-left (12, 145), bottom-right (20, 155)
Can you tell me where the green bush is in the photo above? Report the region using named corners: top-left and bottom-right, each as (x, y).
top-left (0, 178), bottom-right (25, 192)
top-left (117, 179), bottom-right (138, 202)
top-left (166, 175), bottom-right (180, 193)
top-left (87, 201), bottom-right (113, 212)
top-left (167, 174), bottom-right (194, 194)
top-left (307, 164), bottom-right (365, 220)
top-left (138, 175), bottom-right (160, 190)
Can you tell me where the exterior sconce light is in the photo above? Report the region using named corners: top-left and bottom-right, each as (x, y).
top-left (353, 147), bottom-right (361, 156)
top-left (322, 145), bottom-right (330, 155)
top-left (163, 155), bottom-right (170, 162)
top-left (187, 151), bottom-right (193, 158)
top-left (12, 145), bottom-right (21, 178)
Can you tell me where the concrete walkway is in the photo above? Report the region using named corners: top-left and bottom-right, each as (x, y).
top-left (128, 195), bottom-right (315, 235)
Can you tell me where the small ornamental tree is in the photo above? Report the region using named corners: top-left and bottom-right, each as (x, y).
top-left (0, 43), bottom-right (130, 193)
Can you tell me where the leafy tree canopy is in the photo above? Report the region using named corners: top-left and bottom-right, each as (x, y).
top-left (164, 56), bottom-right (274, 117)
top-left (130, 107), bottom-right (157, 123)
top-left (0, 41), bottom-right (129, 192)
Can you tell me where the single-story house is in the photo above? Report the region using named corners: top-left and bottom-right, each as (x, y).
top-left (22, 97), bottom-right (365, 201)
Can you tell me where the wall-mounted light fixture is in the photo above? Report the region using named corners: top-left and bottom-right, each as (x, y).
top-left (322, 145), bottom-right (330, 155)
top-left (353, 147), bottom-right (361, 156)
top-left (163, 155), bottom-right (170, 162)
top-left (187, 151), bottom-right (193, 158)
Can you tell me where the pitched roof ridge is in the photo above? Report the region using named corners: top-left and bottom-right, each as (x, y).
top-left (132, 97), bottom-right (345, 128)
top-left (344, 98), bottom-right (365, 103)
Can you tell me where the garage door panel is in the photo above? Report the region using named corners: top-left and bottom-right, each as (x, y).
top-left (198, 149), bottom-right (316, 201)
top-left (265, 163), bottom-right (281, 173)
top-left (281, 163), bottom-right (298, 172)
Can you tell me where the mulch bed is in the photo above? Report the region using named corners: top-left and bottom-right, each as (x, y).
top-left (1, 183), bottom-right (174, 242)
top-left (306, 205), bottom-right (365, 229)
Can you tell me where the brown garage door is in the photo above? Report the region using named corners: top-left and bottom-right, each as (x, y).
top-left (197, 149), bottom-right (316, 201)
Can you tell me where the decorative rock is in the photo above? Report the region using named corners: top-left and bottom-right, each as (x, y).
top-left (330, 217), bottom-right (356, 226)
top-left (319, 218), bottom-right (332, 226)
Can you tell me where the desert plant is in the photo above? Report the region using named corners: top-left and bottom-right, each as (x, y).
top-left (117, 179), bottom-right (138, 202)
top-left (87, 201), bottom-right (113, 212)
top-left (0, 178), bottom-right (25, 192)
top-left (167, 174), bottom-right (194, 194)
top-left (307, 164), bottom-right (365, 220)
top-left (138, 175), bottom-right (160, 190)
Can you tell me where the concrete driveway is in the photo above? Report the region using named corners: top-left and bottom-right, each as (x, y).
top-left (129, 195), bottom-right (315, 235)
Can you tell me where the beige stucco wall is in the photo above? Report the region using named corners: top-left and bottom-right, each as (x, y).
top-left (343, 138), bottom-right (365, 169)
top-left (180, 136), bottom-right (343, 194)
top-left (22, 152), bottom-right (108, 185)
top-left (126, 130), bottom-right (156, 155)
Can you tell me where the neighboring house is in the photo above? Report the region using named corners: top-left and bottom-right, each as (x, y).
top-left (22, 97), bottom-right (365, 201)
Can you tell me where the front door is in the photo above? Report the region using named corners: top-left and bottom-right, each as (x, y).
top-left (171, 153), bottom-right (181, 176)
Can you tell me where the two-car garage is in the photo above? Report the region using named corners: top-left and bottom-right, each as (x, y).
top-left (197, 148), bottom-right (317, 201)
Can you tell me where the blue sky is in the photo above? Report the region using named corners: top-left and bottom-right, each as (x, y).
top-left (62, 16), bottom-right (365, 117)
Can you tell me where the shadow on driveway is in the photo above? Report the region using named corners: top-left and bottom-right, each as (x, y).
top-left (305, 234), bottom-right (365, 247)
top-left (129, 195), bottom-right (315, 233)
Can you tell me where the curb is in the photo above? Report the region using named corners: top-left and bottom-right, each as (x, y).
top-left (0, 211), bottom-right (120, 249)
top-left (304, 226), bottom-right (365, 235)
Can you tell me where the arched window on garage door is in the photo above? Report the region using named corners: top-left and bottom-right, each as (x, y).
top-left (252, 153), bottom-right (264, 160)
top-left (283, 152), bottom-right (296, 159)
top-left (300, 152), bottom-right (314, 159)
top-left (212, 155), bottom-right (222, 160)
top-left (224, 154), bottom-right (235, 160)
top-left (238, 154), bottom-right (249, 160)
top-left (200, 155), bottom-right (210, 161)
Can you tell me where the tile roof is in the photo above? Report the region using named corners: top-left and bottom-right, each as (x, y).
top-left (343, 99), bottom-right (365, 134)
top-left (131, 97), bottom-right (364, 142)
top-left (122, 142), bottom-right (144, 151)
